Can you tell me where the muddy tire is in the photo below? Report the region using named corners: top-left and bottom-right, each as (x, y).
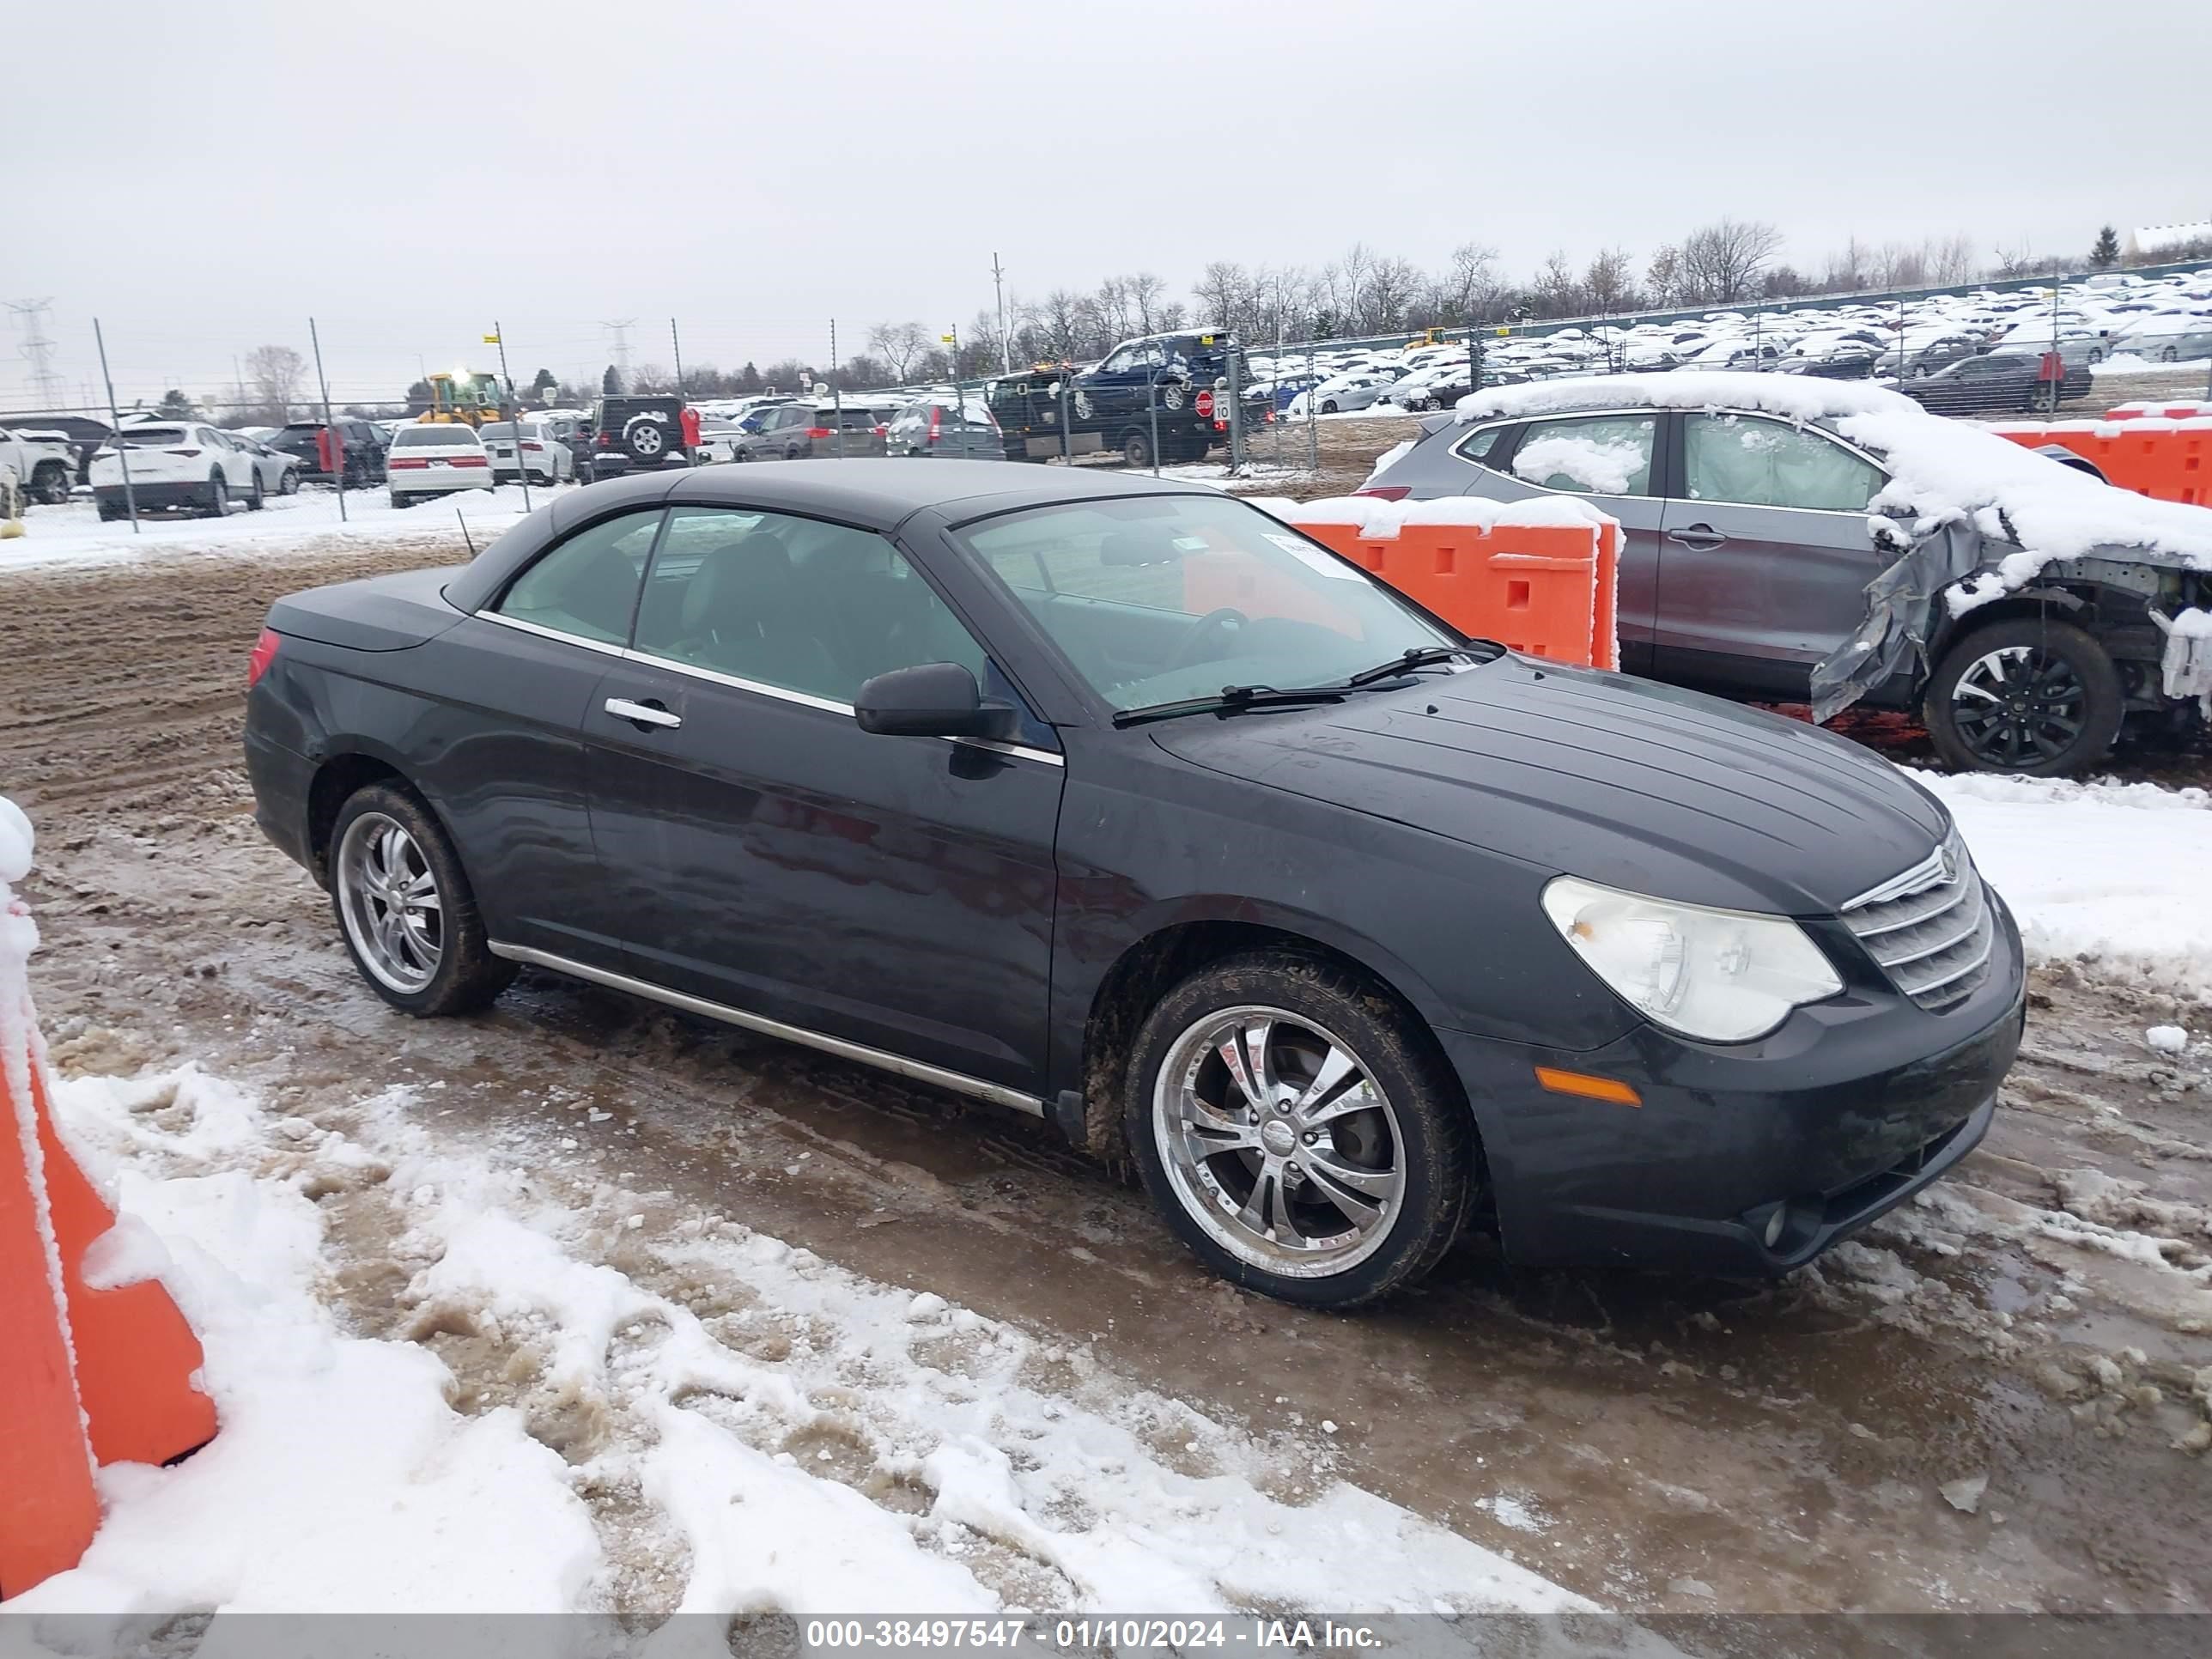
top-left (1924, 617), bottom-right (2124, 777)
top-left (329, 782), bottom-right (515, 1018)
top-left (1121, 429), bottom-right (1154, 469)
top-left (31, 461), bottom-right (72, 505)
top-left (1124, 950), bottom-right (1474, 1309)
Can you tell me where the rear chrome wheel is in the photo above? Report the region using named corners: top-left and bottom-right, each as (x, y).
top-left (328, 783), bottom-right (513, 1016)
top-left (1154, 1006), bottom-right (1406, 1279)
top-left (337, 811), bottom-right (444, 994)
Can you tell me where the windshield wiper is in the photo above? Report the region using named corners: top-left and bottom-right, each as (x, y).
top-left (1112, 684), bottom-right (1349, 728)
top-left (1339, 643), bottom-right (1498, 687)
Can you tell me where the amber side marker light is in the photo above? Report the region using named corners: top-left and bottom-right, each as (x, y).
top-left (1534, 1066), bottom-right (1643, 1107)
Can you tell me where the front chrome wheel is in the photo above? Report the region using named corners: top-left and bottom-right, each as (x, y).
top-left (1152, 1006), bottom-right (1406, 1279)
top-left (336, 811), bottom-right (444, 994)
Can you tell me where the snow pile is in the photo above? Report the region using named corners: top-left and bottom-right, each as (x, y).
top-left (1453, 372), bottom-right (2212, 580)
top-left (1916, 770), bottom-right (2212, 996)
top-left (1511, 433), bottom-right (1644, 495)
top-left (12, 1056), bottom-right (1595, 1623)
top-left (2146, 1025), bottom-right (2191, 1055)
top-left (1248, 493), bottom-right (1615, 538)
top-left (0, 485), bottom-right (556, 575)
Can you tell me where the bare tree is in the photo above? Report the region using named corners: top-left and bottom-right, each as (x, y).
top-left (1533, 251), bottom-right (1583, 318)
top-left (1435, 241), bottom-right (1501, 325)
top-left (1583, 247), bottom-right (1639, 314)
top-left (1644, 245), bottom-right (1685, 307)
top-left (1033, 290), bottom-right (1090, 362)
top-left (245, 344), bottom-right (307, 422)
top-left (1126, 271), bottom-right (1166, 334)
top-left (1676, 219), bottom-right (1784, 303)
top-left (1929, 234), bottom-right (1980, 284)
top-left (866, 321), bottom-right (932, 383)
top-left (1362, 257), bottom-right (1421, 332)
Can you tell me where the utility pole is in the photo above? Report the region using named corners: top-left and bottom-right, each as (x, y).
top-left (309, 317), bottom-right (346, 523)
top-left (992, 252), bottom-right (1009, 374)
top-left (830, 319), bottom-right (845, 459)
top-left (9, 299), bottom-right (65, 410)
top-left (490, 321), bottom-right (528, 514)
top-left (669, 318), bottom-right (686, 400)
top-left (92, 319), bottom-right (137, 532)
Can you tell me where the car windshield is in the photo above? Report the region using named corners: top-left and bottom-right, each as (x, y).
top-left (955, 495), bottom-right (1455, 712)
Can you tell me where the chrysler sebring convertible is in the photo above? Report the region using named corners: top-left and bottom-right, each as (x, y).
top-left (244, 460), bottom-right (2025, 1307)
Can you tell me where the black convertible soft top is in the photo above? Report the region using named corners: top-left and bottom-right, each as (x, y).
top-left (440, 458), bottom-right (1211, 613)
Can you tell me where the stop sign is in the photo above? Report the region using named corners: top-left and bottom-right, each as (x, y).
top-left (1194, 389), bottom-right (1214, 419)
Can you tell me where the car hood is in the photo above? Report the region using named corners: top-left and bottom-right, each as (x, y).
top-left (1146, 657), bottom-right (1948, 916)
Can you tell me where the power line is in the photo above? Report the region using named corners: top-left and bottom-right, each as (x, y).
top-left (598, 318), bottom-right (635, 376)
top-left (8, 299), bottom-right (65, 409)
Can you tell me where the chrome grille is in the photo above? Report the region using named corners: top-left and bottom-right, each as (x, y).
top-left (1841, 831), bottom-right (1994, 1012)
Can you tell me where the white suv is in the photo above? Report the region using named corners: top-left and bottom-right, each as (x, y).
top-left (90, 422), bottom-right (264, 520)
top-left (386, 423), bottom-right (495, 507)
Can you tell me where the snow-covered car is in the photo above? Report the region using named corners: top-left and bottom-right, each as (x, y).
top-left (0, 427), bottom-right (77, 506)
top-left (89, 422), bottom-right (265, 520)
top-left (2111, 315), bottom-right (2212, 363)
top-left (1286, 371), bottom-right (1401, 417)
top-left (1366, 372), bottom-right (2212, 775)
top-left (385, 422), bottom-right (495, 507)
top-left (479, 421), bottom-right (574, 486)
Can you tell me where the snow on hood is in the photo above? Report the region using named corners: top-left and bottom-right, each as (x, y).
top-left (1454, 373), bottom-right (2212, 576)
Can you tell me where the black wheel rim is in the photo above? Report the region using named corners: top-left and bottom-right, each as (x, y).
top-left (1950, 644), bottom-right (2087, 768)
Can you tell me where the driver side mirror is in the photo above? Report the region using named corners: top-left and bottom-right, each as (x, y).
top-left (854, 662), bottom-right (1015, 741)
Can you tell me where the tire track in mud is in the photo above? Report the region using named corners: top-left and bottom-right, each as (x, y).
top-left (5, 537), bottom-right (2211, 1615)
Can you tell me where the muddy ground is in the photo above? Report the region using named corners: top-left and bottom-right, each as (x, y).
top-left (4, 534), bottom-right (2210, 1616)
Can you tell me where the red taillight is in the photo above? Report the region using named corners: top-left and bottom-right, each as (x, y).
top-left (247, 628), bottom-right (280, 689)
top-left (448, 454), bottom-right (489, 466)
top-left (388, 457), bottom-right (429, 469)
top-left (595, 432), bottom-right (612, 448)
top-left (520, 441), bottom-right (544, 452)
top-left (872, 424), bottom-right (888, 437)
top-left (927, 410), bottom-right (942, 444)
top-left (806, 427), bottom-right (833, 440)
top-left (1354, 485), bottom-right (1412, 501)
top-left (167, 447), bottom-right (203, 458)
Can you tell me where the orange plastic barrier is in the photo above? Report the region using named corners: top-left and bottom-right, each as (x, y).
top-left (1250, 514), bottom-right (1620, 670)
top-left (1990, 417), bottom-right (2210, 507)
top-left (2104, 400), bottom-right (2212, 421)
top-left (2, 969), bottom-right (216, 1597)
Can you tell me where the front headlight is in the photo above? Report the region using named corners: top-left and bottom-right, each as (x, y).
top-left (1540, 876), bottom-right (1843, 1043)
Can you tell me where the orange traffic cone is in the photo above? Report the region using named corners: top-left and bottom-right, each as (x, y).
top-left (2, 884), bottom-right (217, 1595)
top-left (0, 1039), bottom-right (101, 1598)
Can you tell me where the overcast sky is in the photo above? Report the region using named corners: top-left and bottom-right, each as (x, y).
top-left (9, 0), bottom-right (2207, 411)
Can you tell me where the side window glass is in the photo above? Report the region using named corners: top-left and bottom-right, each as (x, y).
top-left (1455, 422), bottom-right (1514, 467)
top-left (493, 509), bottom-right (661, 645)
top-left (632, 507), bottom-right (986, 706)
top-left (1509, 414), bottom-right (1656, 496)
top-left (1683, 414), bottom-right (1884, 513)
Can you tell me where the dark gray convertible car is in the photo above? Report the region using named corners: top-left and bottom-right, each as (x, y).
top-left (244, 460), bottom-right (2024, 1307)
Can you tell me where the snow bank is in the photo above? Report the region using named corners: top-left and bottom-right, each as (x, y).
top-left (1917, 771), bottom-right (2212, 997)
top-left (0, 485), bottom-right (556, 575)
top-left (15, 1051), bottom-right (1597, 1622)
top-left (1453, 372), bottom-right (2212, 578)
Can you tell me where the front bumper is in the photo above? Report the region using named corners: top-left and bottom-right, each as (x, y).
top-left (1440, 895), bottom-right (2026, 1275)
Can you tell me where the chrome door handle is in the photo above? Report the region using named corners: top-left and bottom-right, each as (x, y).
top-left (605, 696), bottom-right (682, 729)
top-left (1665, 525), bottom-right (1728, 550)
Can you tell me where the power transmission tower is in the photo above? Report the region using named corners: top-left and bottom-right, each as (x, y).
top-left (599, 319), bottom-right (636, 376)
top-left (8, 299), bottom-right (65, 409)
